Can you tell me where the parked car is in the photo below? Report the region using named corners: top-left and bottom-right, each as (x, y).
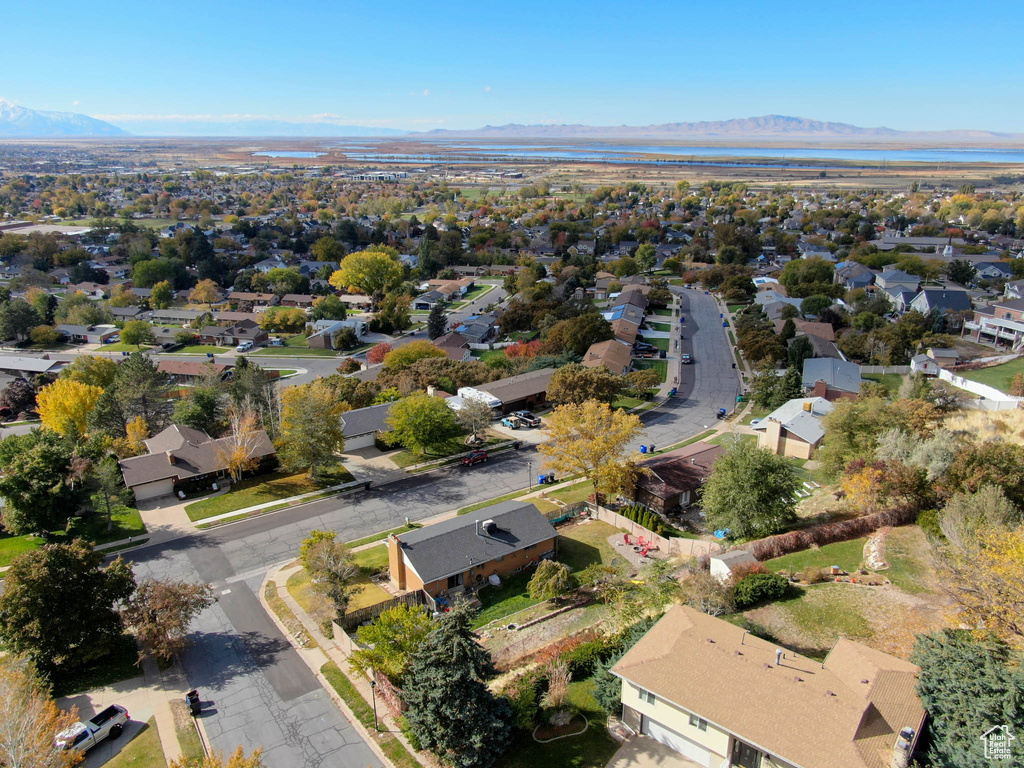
top-left (501, 416), bottom-right (521, 429)
top-left (462, 450), bottom-right (489, 466)
top-left (681, 353), bottom-right (692, 364)
top-left (236, 341), bottom-right (254, 352)
top-left (56, 705), bottom-right (129, 752)
top-left (512, 410), bottom-right (541, 427)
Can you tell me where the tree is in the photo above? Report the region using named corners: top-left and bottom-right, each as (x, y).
top-left (121, 579), bottom-right (214, 662)
top-left (227, 357), bottom-right (277, 434)
top-left (121, 319), bottom-right (156, 348)
top-left (382, 339), bottom-right (447, 371)
top-left (943, 441), bottom-right (1024, 510)
top-left (310, 294), bottom-right (346, 322)
top-left (385, 393), bottom-right (460, 455)
top-left (547, 363), bottom-right (625, 405)
top-left (375, 291), bottom-right (412, 333)
top-left (312, 235), bottom-right (346, 262)
top-left (0, 539), bottom-right (135, 677)
top-left (258, 306), bottom-right (306, 332)
top-left (55, 291), bottom-right (109, 326)
top-left (774, 365), bottom-right (804, 406)
top-left (278, 381), bottom-right (347, 479)
top-left (799, 294), bottom-right (832, 317)
top-left (349, 604), bottom-right (432, 685)
top-left (542, 313), bottom-right (613, 357)
top-left (90, 455), bottom-right (132, 531)
top-left (366, 342), bottom-right (392, 365)
top-left (299, 530), bottom-right (358, 616)
top-left (911, 630), bottom-right (1024, 768)
top-left (59, 355), bottom-right (118, 388)
top-left (403, 604), bottom-right (512, 768)
top-left (37, 379), bottom-right (103, 437)
top-left (945, 259), bottom-right (977, 286)
top-left (456, 398), bottom-right (494, 444)
top-left (29, 324), bottom-right (62, 346)
top-left (173, 384), bottom-right (226, 436)
top-left (0, 431), bottom-right (82, 535)
top-left (942, 525), bottom-right (1024, 639)
top-left (168, 747), bottom-right (266, 768)
top-left (939, 484), bottom-right (1021, 553)
top-left (680, 572), bottom-right (735, 616)
top-left (328, 248), bottom-right (403, 305)
top-left (527, 560), bottom-right (577, 601)
top-left (818, 396), bottom-right (890, 478)
top-left (149, 280), bottom-right (174, 310)
top-left (0, 299), bottom-right (40, 340)
top-left (624, 368), bottom-right (661, 399)
top-left (787, 335), bottom-right (814, 372)
top-left (216, 406), bottom-right (267, 482)
top-left (0, 655), bottom-right (82, 768)
top-left (0, 378), bottom-right (36, 415)
top-left (188, 278), bottom-right (220, 308)
top-left (701, 440), bottom-right (800, 539)
top-left (538, 401), bottom-right (645, 503)
top-left (635, 242), bottom-right (657, 273)
top-left (427, 303), bottom-right (447, 340)
top-left (89, 352), bottom-right (171, 438)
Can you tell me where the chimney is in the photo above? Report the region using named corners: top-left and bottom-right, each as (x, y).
top-left (803, 401), bottom-right (812, 412)
top-left (166, 451), bottom-right (175, 465)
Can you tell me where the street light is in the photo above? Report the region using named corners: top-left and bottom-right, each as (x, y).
top-left (370, 679), bottom-right (379, 731)
top-left (527, 460), bottom-right (532, 490)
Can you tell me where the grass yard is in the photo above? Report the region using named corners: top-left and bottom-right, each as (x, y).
top-left (0, 506), bottom-right (149, 565)
top-left (862, 373), bottom-right (904, 395)
top-left (740, 404), bottom-right (771, 425)
top-left (458, 488), bottom-right (534, 515)
top-left (105, 717), bottom-right (165, 768)
top-left (287, 563), bottom-right (390, 622)
top-left (498, 678), bottom-right (619, 768)
top-left (507, 331), bottom-right (540, 342)
top-left (104, 342), bottom-right (156, 352)
top-left (873, 525), bottom-right (933, 594)
top-left (636, 336), bottom-right (669, 352)
top-left (727, 303), bottom-right (749, 312)
top-left (251, 346), bottom-right (339, 357)
top-left (390, 433), bottom-right (501, 468)
top-left (959, 356), bottom-right (1024, 393)
top-left (652, 308), bottom-right (673, 317)
top-left (707, 432), bottom-right (756, 447)
top-left (184, 467), bottom-right (354, 521)
top-left (51, 633), bottom-right (141, 697)
top-left (176, 345), bottom-right (230, 354)
top-left (473, 349), bottom-right (508, 363)
top-left (632, 359), bottom-right (668, 382)
top-left (611, 395), bottom-right (646, 410)
top-left (645, 322), bottom-right (672, 332)
top-left (767, 538), bottom-right (868, 575)
top-left (777, 584), bottom-right (874, 642)
top-left (0, 533), bottom-right (45, 568)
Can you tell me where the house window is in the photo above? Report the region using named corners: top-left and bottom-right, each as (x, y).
top-left (689, 714), bottom-right (708, 731)
top-left (637, 687), bottom-right (656, 705)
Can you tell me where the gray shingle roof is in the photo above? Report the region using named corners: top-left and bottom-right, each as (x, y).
top-left (340, 402), bottom-right (393, 437)
top-left (394, 501), bottom-right (557, 584)
top-left (802, 358), bottom-right (863, 393)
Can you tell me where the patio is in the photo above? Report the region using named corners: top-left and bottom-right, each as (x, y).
top-left (605, 736), bottom-right (703, 768)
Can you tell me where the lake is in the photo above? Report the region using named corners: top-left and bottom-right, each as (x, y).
top-left (253, 151), bottom-right (324, 158)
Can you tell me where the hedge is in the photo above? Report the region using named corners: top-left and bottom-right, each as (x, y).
top-left (745, 506), bottom-right (918, 561)
top-left (617, 503), bottom-right (665, 536)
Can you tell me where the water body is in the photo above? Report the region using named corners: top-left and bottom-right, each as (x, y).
top-left (252, 150), bottom-right (324, 158)
top-left (338, 139), bottom-right (1024, 166)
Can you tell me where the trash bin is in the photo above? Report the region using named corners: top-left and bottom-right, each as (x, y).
top-left (640, 445), bottom-right (648, 454)
top-left (649, 445), bottom-right (655, 453)
top-left (186, 690), bottom-right (201, 716)
top-left (513, 440), bottom-right (522, 450)
top-left (538, 474), bottom-right (548, 485)
top-left (546, 473), bottom-right (556, 484)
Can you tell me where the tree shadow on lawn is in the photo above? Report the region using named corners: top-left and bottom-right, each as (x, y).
top-left (557, 538), bottom-right (603, 573)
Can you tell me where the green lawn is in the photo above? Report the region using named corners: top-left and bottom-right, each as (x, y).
top-left (499, 678), bottom-right (619, 768)
top-left (959, 356), bottom-right (1024, 394)
top-left (862, 373), bottom-right (904, 395)
top-left (473, 349), bottom-right (508, 363)
top-left (636, 336), bottom-right (669, 352)
top-left (184, 468), bottom-right (354, 521)
top-left (177, 345), bottom-right (230, 354)
top-left (727, 303), bottom-right (749, 312)
top-left (284, 333), bottom-right (310, 348)
top-left (776, 584), bottom-right (873, 642)
top-left (645, 322), bottom-right (671, 332)
top-left (105, 718), bottom-right (165, 768)
top-left (740, 404), bottom-right (771, 425)
top-left (611, 395), bottom-right (646, 410)
top-left (104, 342), bottom-right (156, 352)
top-left (0, 533), bottom-right (45, 568)
top-left (507, 331), bottom-right (540, 342)
top-left (652, 308), bottom-right (673, 317)
top-left (632, 359), bottom-right (668, 382)
top-left (251, 347), bottom-right (339, 357)
top-left (767, 538), bottom-right (867, 575)
top-left (0, 506), bottom-right (147, 565)
top-left (390, 434), bottom-right (501, 468)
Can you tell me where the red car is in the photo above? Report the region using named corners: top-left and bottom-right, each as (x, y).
top-left (462, 450), bottom-right (489, 466)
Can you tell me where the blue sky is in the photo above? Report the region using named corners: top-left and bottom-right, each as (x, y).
top-left (8, 0), bottom-right (1024, 132)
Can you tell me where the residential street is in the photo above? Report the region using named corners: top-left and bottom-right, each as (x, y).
top-left (114, 287), bottom-right (738, 768)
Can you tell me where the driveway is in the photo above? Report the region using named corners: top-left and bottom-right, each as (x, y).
top-left (606, 736), bottom-right (704, 768)
top-left (58, 673), bottom-right (157, 768)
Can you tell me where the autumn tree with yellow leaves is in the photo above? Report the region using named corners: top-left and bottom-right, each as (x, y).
top-left (37, 379), bottom-right (103, 437)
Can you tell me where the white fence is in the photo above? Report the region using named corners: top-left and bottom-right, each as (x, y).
top-left (963, 399), bottom-right (1021, 411)
top-left (939, 368), bottom-right (1023, 403)
top-left (860, 365), bottom-right (911, 374)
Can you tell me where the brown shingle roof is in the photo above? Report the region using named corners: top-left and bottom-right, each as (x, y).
top-left (612, 606), bottom-right (924, 768)
top-left (582, 338), bottom-right (633, 375)
top-left (636, 442), bottom-right (722, 499)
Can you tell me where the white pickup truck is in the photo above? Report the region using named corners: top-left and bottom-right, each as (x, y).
top-left (55, 704), bottom-right (130, 752)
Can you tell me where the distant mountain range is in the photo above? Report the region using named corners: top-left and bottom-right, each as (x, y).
top-left (415, 115), bottom-right (1024, 143)
top-left (0, 98), bottom-right (126, 137)
top-left (1, 102), bottom-right (1022, 143)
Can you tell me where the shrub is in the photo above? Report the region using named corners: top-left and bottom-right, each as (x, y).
top-left (916, 508), bottom-right (945, 543)
top-left (399, 716), bottom-right (423, 751)
top-left (800, 567), bottom-right (825, 585)
top-left (560, 639), bottom-right (612, 678)
top-left (733, 573), bottom-right (789, 609)
top-left (501, 669), bottom-right (542, 730)
top-left (618, 503), bottom-right (664, 536)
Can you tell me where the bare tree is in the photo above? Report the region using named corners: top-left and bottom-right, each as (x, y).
top-left (456, 398), bottom-right (494, 444)
top-left (121, 579), bottom-right (215, 662)
top-left (216, 405), bottom-right (264, 483)
top-left (0, 655), bottom-right (81, 768)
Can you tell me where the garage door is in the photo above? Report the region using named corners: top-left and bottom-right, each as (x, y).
top-left (642, 718), bottom-right (710, 766)
top-left (132, 478), bottom-right (175, 502)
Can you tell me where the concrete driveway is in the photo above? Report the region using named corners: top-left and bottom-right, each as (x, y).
top-left (58, 673), bottom-right (157, 768)
top-left (606, 736), bottom-right (704, 768)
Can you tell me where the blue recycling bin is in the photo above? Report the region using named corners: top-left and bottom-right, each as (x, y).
top-left (640, 445), bottom-right (648, 454)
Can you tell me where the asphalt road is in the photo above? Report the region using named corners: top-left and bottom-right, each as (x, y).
top-left (117, 286), bottom-right (738, 768)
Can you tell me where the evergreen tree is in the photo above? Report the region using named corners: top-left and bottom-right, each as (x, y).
top-left (911, 630), bottom-right (1024, 768)
top-left (427, 303), bottom-right (447, 340)
top-left (787, 335), bottom-right (814, 372)
top-left (779, 318), bottom-right (796, 341)
top-left (88, 351), bottom-right (171, 438)
top-left (772, 366), bottom-right (804, 407)
top-left (403, 603), bottom-right (512, 768)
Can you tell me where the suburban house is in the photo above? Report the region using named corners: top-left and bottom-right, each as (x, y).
top-left (0, 356), bottom-right (63, 377)
top-left (874, 269), bottom-right (920, 293)
top-left (925, 347), bottom-right (959, 365)
top-left (709, 550), bottom-right (759, 582)
top-left (227, 291), bottom-right (280, 307)
top-left (472, 367), bottom-right (555, 414)
top-left (454, 313), bottom-right (496, 344)
top-left (387, 501), bottom-right (557, 598)
top-left (802, 358), bottom-right (864, 400)
top-left (973, 261), bottom-right (1013, 281)
top-left (834, 261), bottom-right (876, 289)
top-left (157, 360), bottom-right (233, 383)
top-left (339, 402), bottom-right (393, 450)
top-left (631, 442), bottom-right (724, 514)
top-left (967, 297), bottom-right (1024, 348)
top-left (281, 293), bottom-right (315, 308)
top-left (611, 605), bottom-right (925, 768)
top-left (56, 323), bottom-right (119, 344)
top-left (306, 318), bottom-right (368, 349)
top-left (910, 354), bottom-right (941, 376)
top-left (111, 306), bottom-right (147, 321)
top-left (432, 332), bottom-right (470, 359)
top-left (413, 290), bottom-right (446, 310)
top-left (908, 289), bottom-right (972, 315)
top-left (198, 319), bottom-right (268, 347)
top-left (582, 338), bottom-right (633, 375)
top-left (751, 397), bottom-right (834, 459)
top-left (119, 424), bottom-right (276, 501)
top-left (427, 277), bottom-right (475, 299)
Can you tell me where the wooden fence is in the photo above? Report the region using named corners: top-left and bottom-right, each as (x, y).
top-left (337, 589), bottom-right (426, 632)
top-left (586, 504), bottom-right (722, 558)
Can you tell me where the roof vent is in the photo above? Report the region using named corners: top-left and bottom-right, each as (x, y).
top-left (763, 663), bottom-right (772, 669)
top-left (706, 638), bottom-right (715, 643)
top-left (481, 519), bottom-right (497, 535)
top-left (861, 679), bottom-right (870, 684)
top-left (825, 690), bottom-right (836, 697)
top-left (793, 676), bottom-right (803, 682)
